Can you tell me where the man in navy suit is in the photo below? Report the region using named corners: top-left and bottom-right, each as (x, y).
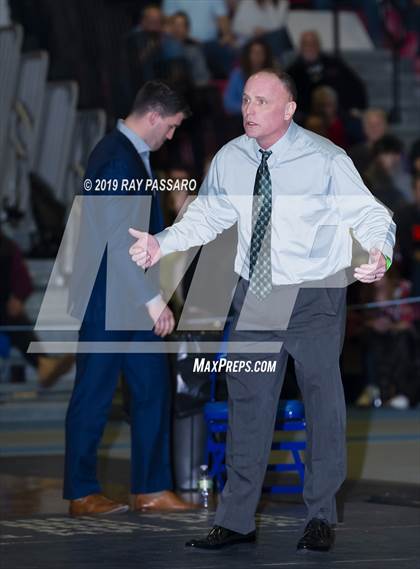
top-left (64, 81), bottom-right (193, 516)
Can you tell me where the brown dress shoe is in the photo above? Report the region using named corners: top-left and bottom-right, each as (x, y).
top-left (132, 490), bottom-right (198, 512)
top-left (69, 494), bottom-right (129, 516)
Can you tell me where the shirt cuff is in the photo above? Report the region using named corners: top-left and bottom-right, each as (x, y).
top-left (145, 293), bottom-right (162, 308)
top-left (155, 229), bottom-right (176, 257)
top-left (374, 243), bottom-right (393, 267)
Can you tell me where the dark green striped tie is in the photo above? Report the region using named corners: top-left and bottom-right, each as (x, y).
top-left (249, 149), bottom-right (272, 300)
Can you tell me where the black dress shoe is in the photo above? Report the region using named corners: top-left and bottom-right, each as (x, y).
top-left (297, 518), bottom-right (334, 552)
top-left (185, 525), bottom-right (256, 550)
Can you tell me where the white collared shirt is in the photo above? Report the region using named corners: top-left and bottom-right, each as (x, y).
top-left (156, 121), bottom-right (396, 285)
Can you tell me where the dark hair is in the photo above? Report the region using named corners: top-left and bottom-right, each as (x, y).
top-left (255, 68), bottom-right (298, 102)
top-left (172, 10), bottom-right (191, 30)
top-left (131, 80), bottom-right (191, 118)
top-left (240, 39), bottom-right (275, 78)
top-left (373, 134), bottom-right (404, 157)
top-left (139, 3), bottom-right (161, 21)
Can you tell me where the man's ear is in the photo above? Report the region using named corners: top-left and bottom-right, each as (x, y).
top-left (285, 101), bottom-right (297, 120)
top-left (148, 111), bottom-right (160, 126)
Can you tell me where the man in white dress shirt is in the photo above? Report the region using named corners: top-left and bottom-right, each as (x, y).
top-left (128, 69), bottom-right (395, 553)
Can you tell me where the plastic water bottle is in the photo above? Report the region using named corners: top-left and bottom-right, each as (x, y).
top-left (198, 465), bottom-right (212, 508)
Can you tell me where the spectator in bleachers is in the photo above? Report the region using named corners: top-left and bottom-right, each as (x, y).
top-left (310, 85), bottom-right (364, 149)
top-left (162, 165), bottom-right (195, 226)
top-left (286, 30), bottom-right (368, 120)
top-left (349, 108), bottom-right (388, 175)
top-left (0, 230), bottom-right (73, 387)
top-left (383, 0), bottom-right (420, 60)
top-left (232, 0), bottom-right (289, 43)
top-left (304, 113), bottom-right (328, 137)
top-left (166, 11), bottom-right (211, 86)
top-left (162, 0), bottom-right (236, 78)
top-left (124, 4), bottom-right (185, 96)
top-left (395, 172), bottom-right (420, 295)
top-left (160, 165), bottom-right (196, 315)
top-left (223, 39), bottom-right (275, 115)
top-left (363, 134), bottom-right (408, 212)
top-left (355, 267), bottom-right (420, 409)
top-left (140, 3), bottom-right (165, 32)
top-left (163, 0), bottom-right (232, 44)
top-left (232, 0), bottom-right (291, 60)
top-left (309, 85), bottom-right (348, 148)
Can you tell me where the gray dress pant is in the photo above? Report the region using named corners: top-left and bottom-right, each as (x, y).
top-left (214, 277), bottom-right (347, 534)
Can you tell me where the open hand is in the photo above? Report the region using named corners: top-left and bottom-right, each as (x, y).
top-left (129, 228), bottom-right (161, 268)
top-left (354, 247), bottom-right (387, 284)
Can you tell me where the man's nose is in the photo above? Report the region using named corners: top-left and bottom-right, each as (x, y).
top-left (244, 101), bottom-right (255, 115)
top-left (166, 130), bottom-right (174, 140)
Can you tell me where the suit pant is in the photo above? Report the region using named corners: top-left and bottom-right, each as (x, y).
top-left (63, 324), bottom-right (172, 500)
top-left (214, 278), bottom-right (347, 533)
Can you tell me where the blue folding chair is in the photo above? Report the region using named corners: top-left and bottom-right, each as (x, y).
top-left (203, 322), bottom-right (306, 493)
top-left (0, 334), bottom-right (11, 358)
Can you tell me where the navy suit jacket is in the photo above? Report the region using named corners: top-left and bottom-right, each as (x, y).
top-left (68, 128), bottom-right (164, 329)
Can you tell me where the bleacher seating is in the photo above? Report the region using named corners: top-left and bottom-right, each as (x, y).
top-left (33, 81), bottom-right (79, 206)
top-left (0, 23), bottom-right (105, 404)
top-left (342, 49), bottom-right (420, 146)
top-left (1, 50), bottom-right (50, 247)
top-left (0, 25), bottom-right (23, 201)
top-left (288, 9), bottom-right (374, 51)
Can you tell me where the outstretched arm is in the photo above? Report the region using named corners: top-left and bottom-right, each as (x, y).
top-left (331, 153), bottom-right (395, 284)
top-left (128, 149), bottom-right (238, 266)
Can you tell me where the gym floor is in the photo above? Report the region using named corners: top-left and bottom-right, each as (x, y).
top-left (0, 407), bottom-right (419, 568)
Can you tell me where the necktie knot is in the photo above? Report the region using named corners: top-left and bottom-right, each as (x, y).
top-left (259, 149), bottom-right (272, 164)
